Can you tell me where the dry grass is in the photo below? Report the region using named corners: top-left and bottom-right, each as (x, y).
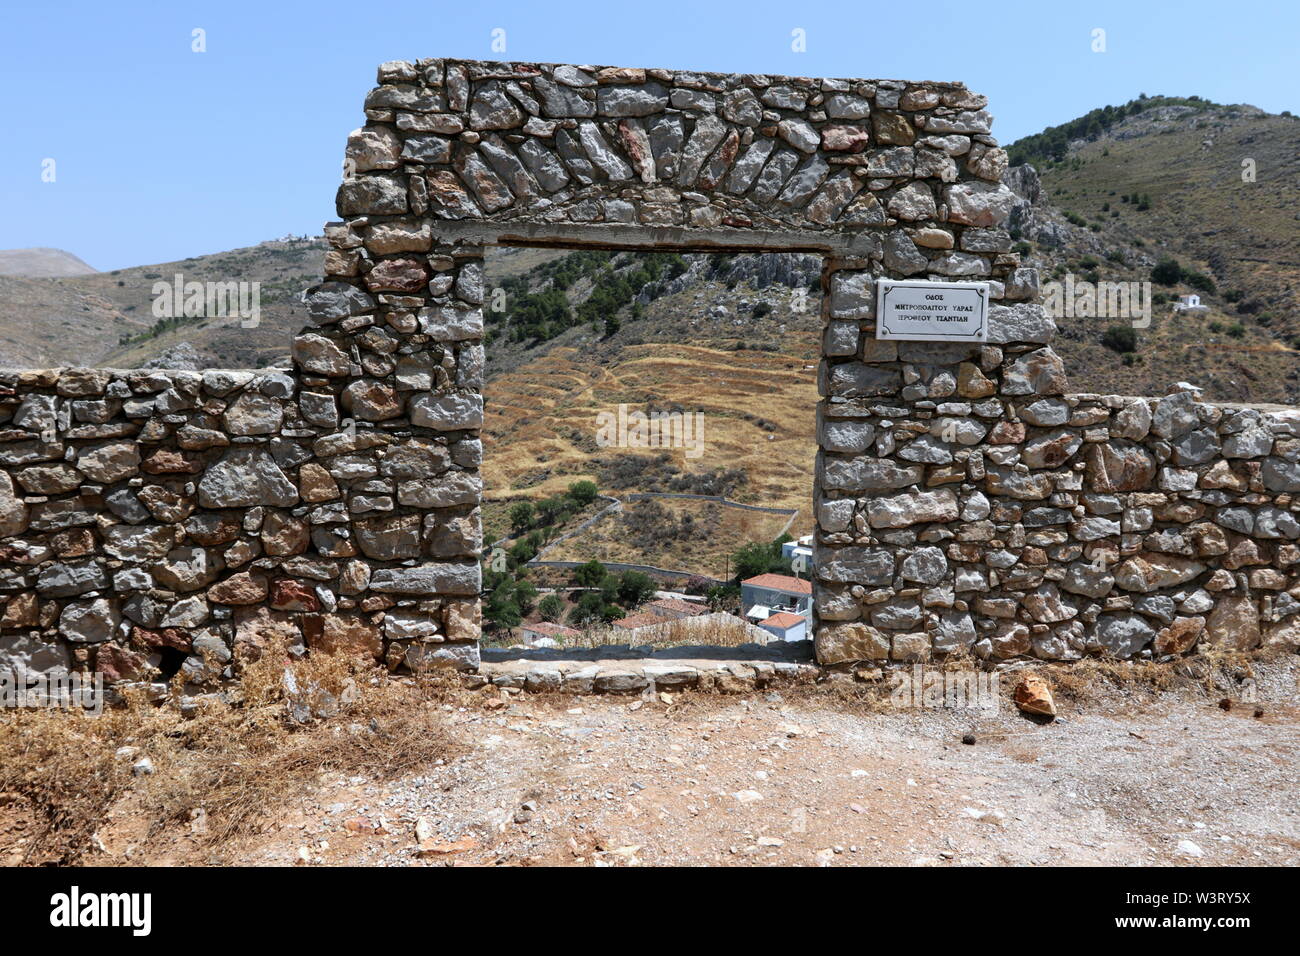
top-left (0, 643), bottom-right (466, 866)
top-left (545, 495), bottom-right (793, 577)
top-left (1024, 646), bottom-right (1265, 704)
top-left (562, 613), bottom-right (772, 650)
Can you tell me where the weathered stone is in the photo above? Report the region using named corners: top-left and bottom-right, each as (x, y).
top-left (1113, 554), bottom-right (1205, 592)
top-left (867, 489), bottom-right (959, 529)
top-left (900, 546), bottom-right (947, 584)
top-left (314, 615), bottom-right (383, 661)
top-left (369, 563), bottom-right (481, 596)
top-left (1002, 347), bottom-right (1067, 396)
top-left (816, 622), bottom-right (889, 664)
top-left (292, 334), bottom-right (350, 376)
top-left (1203, 594), bottom-right (1260, 650)
top-left (1087, 441), bottom-right (1156, 493)
top-left (1094, 612), bottom-right (1156, 657)
top-left (198, 448), bottom-right (298, 508)
top-left (1153, 616), bottom-right (1205, 655)
top-left (1013, 674), bottom-right (1056, 716)
top-left (409, 392), bottom-right (483, 431)
top-left (356, 514), bottom-right (422, 559)
top-left (58, 598), bottom-right (119, 643)
top-left (826, 362), bottom-right (902, 398)
top-left (75, 441), bottom-right (139, 483)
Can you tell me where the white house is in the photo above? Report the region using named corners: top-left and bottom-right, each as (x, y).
top-left (780, 535), bottom-right (813, 569)
top-left (740, 573), bottom-right (813, 624)
top-left (1172, 294), bottom-right (1207, 315)
top-left (518, 621), bottom-right (580, 647)
top-left (758, 611), bottom-right (808, 642)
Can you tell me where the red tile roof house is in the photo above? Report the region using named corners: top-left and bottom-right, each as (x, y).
top-left (740, 573), bottom-right (813, 625)
top-left (518, 621), bottom-right (581, 647)
top-left (644, 597), bottom-right (708, 620)
top-left (758, 611), bottom-right (808, 643)
top-left (610, 611), bottom-right (664, 634)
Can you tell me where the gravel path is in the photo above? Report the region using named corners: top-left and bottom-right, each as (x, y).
top-left (216, 659), bottom-right (1300, 866)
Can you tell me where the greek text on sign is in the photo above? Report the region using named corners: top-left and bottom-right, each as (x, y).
top-left (875, 279), bottom-right (989, 342)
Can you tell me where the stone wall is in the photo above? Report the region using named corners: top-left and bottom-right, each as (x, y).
top-left (2, 58), bottom-right (1294, 688)
top-left (815, 377), bottom-right (1300, 662)
top-left (0, 365), bottom-right (482, 688)
top-left (315, 57), bottom-right (1047, 674)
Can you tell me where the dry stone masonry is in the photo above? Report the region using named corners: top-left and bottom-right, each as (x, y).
top-left (0, 58), bottom-right (1296, 692)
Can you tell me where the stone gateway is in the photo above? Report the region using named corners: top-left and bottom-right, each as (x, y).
top-left (0, 58), bottom-right (1296, 693)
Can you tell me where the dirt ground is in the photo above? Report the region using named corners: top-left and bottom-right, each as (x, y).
top-left (77, 657), bottom-right (1299, 868)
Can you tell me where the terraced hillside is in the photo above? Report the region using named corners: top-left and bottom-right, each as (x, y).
top-left (541, 495), bottom-right (797, 579)
top-left (481, 251), bottom-right (823, 534)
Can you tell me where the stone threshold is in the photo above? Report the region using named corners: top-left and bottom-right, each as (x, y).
top-left (470, 641), bottom-right (819, 694)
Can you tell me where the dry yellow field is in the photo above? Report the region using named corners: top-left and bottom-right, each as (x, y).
top-left (481, 337), bottom-right (821, 525)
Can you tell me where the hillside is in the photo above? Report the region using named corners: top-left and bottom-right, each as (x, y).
top-left (0, 241), bottom-right (569, 371)
top-left (1005, 96), bottom-right (1300, 403)
top-left (480, 250), bottom-right (822, 532)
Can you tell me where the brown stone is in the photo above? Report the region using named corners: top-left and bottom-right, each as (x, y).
top-left (815, 622), bottom-right (890, 664)
top-left (990, 622), bottom-right (1032, 658)
top-left (1153, 616), bottom-right (1205, 655)
top-left (872, 112), bottom-right (915, 145)
top-left (309, 613), bottom-right (383, 660)
top-left (50, 528), bottom-right (95, 558)
top-left (1, 593), bottom-right (39, 629)
top-left (988, 421), bottom-right (1025, 444)
top-left (298, 462), bottom-right (340, 502)
top-left (957, 362), bottom-right (995, 398)
top-left (141, 449), bottom-right (201, 474)
top-left (338, 559), bottom-right (371, 595)
top-left (444, 598), bottom-right (480, 642)
top-left (95, 643), bottom-right (153, 683)
top-left (1204, 594), bottom-right (1261, 650)
top-left (233, 606), bottom-right (301, 664)
top-left (261, 512), bottom-right (310, 556)
top-left (270, 579), bottom-right (320, 612)
top-left (821, 125), bottom-right (871, 152)
top-left (207, 572), bottom-right (269, 605)
top-left (1013, 674), bottom-right (1056, 717)
top-left (1222, 536), bottom-right (1267, 570)
top-left (365, 257), bottom-right (429, 293)
top-left (133, 626), bottom-right (192, 652)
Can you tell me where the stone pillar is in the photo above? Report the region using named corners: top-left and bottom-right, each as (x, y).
top-left (301, 206), bottom-right (484, 671)
top-left (813, 228), bottom-right (1054, 667)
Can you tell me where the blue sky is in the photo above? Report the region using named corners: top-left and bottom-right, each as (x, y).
top-left (2, 0), bottom-right (1295, 271)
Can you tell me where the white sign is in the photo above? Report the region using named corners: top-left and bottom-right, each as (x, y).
top-left (875, 279), bottom-right (989, 342)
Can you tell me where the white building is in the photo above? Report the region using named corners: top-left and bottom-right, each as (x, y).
top-left (518, 621), bottom-right (580, 647)
top-left (740, 573), bottom-right (813, 624)
top-left (780, 535), bottom-right (813, 569)
top-left (758, 611), bottom-right (808, 642)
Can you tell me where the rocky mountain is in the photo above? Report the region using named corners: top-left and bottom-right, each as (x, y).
top-left (0, 247), bottom-right (98, 278)
top-left (1004, 96), bottom-right (1300, 403)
